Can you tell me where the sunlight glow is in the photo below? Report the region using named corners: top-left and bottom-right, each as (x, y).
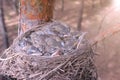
top-left (74, 1), bottom-right (80, 5)
top-left (113, 0), bottom-right (120, 9)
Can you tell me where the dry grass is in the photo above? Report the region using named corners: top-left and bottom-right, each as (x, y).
top-left (0, 22), bottom-right (97, 80)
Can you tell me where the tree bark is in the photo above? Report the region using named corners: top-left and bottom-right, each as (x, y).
top-left (12, 0), bottom-right (19, 14)
top-left (19, 0), bottom-right (54, 35)
top-left (0, 0), bottom-right (9, 49)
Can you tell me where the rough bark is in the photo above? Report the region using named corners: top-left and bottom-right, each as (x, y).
top-left (6, 0), bottom-right (19, 14)
top-left (0, 0), bottom-right (9, 49)
top-left (19, 0), bottom-right (54, 35)
top-left (12, 0), bottom-right (19, 14)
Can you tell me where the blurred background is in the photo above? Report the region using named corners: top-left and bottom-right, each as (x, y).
top-left (0, 0), bottom-right (120, 80)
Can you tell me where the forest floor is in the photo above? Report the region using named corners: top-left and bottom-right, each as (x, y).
top-left (0, 0), bottom-right (120, 80)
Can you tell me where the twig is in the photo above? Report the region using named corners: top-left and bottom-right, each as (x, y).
top-left (29, 56), bottom-right (72, 79)
top-left (0, 54), bottom-right (18, 61)
top-left (92, 24), bottom-right (120, 46)
top-left (97, 7), bottom-right (116, 34)
top-left (77, 32), bottom-right (87, 49)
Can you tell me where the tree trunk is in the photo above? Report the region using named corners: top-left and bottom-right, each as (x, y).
top-left (19, 0), bottom-right (54, 35)
top-left (12, 0), bottom-right (19, 14)
top-left (0, 0), bottom-right (9, 49)
top-left (77, 0), bottom-right (84, 31)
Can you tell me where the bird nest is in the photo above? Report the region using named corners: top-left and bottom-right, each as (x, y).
top-left (0, 21), bottom-right (97, 80)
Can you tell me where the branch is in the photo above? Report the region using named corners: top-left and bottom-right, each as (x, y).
top-left (91, 24), bottom-right (120, 45)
